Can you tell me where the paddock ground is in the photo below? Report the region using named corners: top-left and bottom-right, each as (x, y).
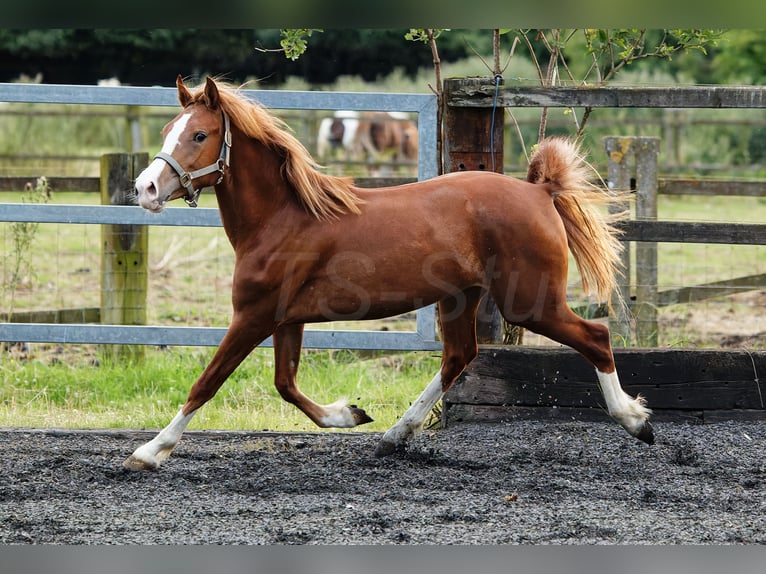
top-left (1, 419), bottom-right (764, 544)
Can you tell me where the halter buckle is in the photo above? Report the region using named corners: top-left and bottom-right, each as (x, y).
top-left (184, 188), bottom-right (202, 208)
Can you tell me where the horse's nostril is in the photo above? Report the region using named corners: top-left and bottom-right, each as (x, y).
top-left (142, 182), bottom-right (157, 198)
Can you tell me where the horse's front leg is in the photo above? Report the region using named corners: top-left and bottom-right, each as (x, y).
top-left (273, 323), bottom-right (373, 428)
top-left (123, 315), bottom-right (270, 471)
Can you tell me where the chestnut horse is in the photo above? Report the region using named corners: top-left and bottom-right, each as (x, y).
top-left (125, 76), bottom-right (653, 471)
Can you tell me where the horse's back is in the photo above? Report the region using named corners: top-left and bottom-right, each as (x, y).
top-left (353, 170), bottom-right (568, 267)
top-left (383, 170), bottom-right (563, 236)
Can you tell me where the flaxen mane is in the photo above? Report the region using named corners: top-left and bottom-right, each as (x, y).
top-left (193, 81), bottom-right (362, 220)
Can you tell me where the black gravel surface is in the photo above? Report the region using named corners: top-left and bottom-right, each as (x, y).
top-left (1, 420), bottom-right (764, 544)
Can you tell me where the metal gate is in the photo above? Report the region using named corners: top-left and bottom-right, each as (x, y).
top-left (0, 82), bottom-right (441, 351)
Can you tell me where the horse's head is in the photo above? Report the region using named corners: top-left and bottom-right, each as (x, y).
top-left (135, 76), bottom-right (231, 212)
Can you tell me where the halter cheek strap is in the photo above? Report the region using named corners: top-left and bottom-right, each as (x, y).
top-left (154, 111), bottom-right (232, 208)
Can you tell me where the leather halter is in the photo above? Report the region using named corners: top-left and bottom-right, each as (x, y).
top-left (154, 110), bottom-right (232, 207)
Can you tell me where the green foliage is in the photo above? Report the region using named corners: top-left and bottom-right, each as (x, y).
top-left (0, 28), bottom-right (744, 90)
top-left (404, 28), bottom-right (448, 43)
top-left (578, 29), bottom-right (724, 84)
top-left (707, 30), bottom-right (766, 84)
top-left (278, 29), bottom-right (323, 61)
top-left (0, 29), bottom-right (74, 55)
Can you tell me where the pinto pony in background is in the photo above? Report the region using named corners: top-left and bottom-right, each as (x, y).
top-left (317, 110), bottom-right (417, 175)
top-left (127, 76), bottom-right (652, 471)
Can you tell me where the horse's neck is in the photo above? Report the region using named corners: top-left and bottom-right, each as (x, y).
top-left (214, 138), bottom-right (301, 248)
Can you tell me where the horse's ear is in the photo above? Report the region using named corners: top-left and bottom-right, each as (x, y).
top-left (177, 75), bottom-right (193, 108)
top-left (203, 77), bottom-right (220, 110)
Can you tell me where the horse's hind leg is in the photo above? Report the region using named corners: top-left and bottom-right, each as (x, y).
top-left (521, 306), bottom-right (654, 444)
top-left (273, 323), bottom-right (373, 428)
top-left (375, 287), bottom-right (483, 457)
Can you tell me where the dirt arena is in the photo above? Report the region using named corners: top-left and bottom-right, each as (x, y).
top-left (1, 419), bottom-right (764, 544)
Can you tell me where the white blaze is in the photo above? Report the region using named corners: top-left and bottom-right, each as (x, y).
top-left (135, 113), bottom-right (192, 196)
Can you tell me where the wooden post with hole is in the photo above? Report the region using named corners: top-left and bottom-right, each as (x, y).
top-left (443, 77), bottom-right (506, 344)
top-left (100, 152), bottom-right (149, 361)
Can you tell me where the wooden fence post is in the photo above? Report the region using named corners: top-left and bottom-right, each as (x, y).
top-left (634, 138), bottom-right (660, 347)
top-left (100, 152), bottom-right (149, 361)
top-left (443, 77), bottom-right (506, 344)
top-left (603, 136), bottom-right (660, 347)
top-left (604, 137), bottom-right (635, 346)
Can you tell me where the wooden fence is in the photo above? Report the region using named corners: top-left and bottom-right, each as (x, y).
top-left (604, 136), bottom-right (766, 347)
top-left (441, 79), bottom-right (766, 424)
top-left (444, 347), bottom-right (766, 425)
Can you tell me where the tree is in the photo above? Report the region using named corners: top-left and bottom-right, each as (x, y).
top-left (704, 29), bottom-right (766, 84)
top-left (520, 29), bottom-right (723, 140)
top-left (0, 29), bottom-right (471, 86)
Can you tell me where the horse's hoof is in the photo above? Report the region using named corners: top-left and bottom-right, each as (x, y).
top-left (635, 421), bottom-right (655, 445)
top-left (374, 439), bottom-right (398, 458)
top-left (348, 405), bottom-right (374, 426)
top-left (122, 455), bottom-right (157, 472)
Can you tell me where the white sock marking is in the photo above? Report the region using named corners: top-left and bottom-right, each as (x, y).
top-left (319, 399), bottom-right (357, 428)
top-left (382, 371), bottom-right (443, 446)
top-left (596, 369), bottom-right (651, 435)
top-left (127, 408), bottom-right (196, 468)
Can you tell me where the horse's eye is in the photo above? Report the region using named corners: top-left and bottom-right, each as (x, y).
top-left (193, 132), bottom-right (207, 143)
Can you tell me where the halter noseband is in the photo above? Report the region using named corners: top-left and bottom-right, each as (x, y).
top-left (154, 110), bottom-right (232, 207)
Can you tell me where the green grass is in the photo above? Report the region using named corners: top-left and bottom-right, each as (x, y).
top-left (654, 195), bottom-right (766, 289)
top-left (0, 346), bottom-right (442, 431)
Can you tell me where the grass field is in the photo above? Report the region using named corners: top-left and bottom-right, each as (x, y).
top-left (0, 346), bottom-right (442, 432)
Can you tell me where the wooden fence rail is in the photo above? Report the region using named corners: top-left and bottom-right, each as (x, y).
top-left (443, 347), bottom-right (766, 426)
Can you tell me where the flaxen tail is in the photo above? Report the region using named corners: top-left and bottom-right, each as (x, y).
top-left (527, 137), bottom-right (627, 304)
